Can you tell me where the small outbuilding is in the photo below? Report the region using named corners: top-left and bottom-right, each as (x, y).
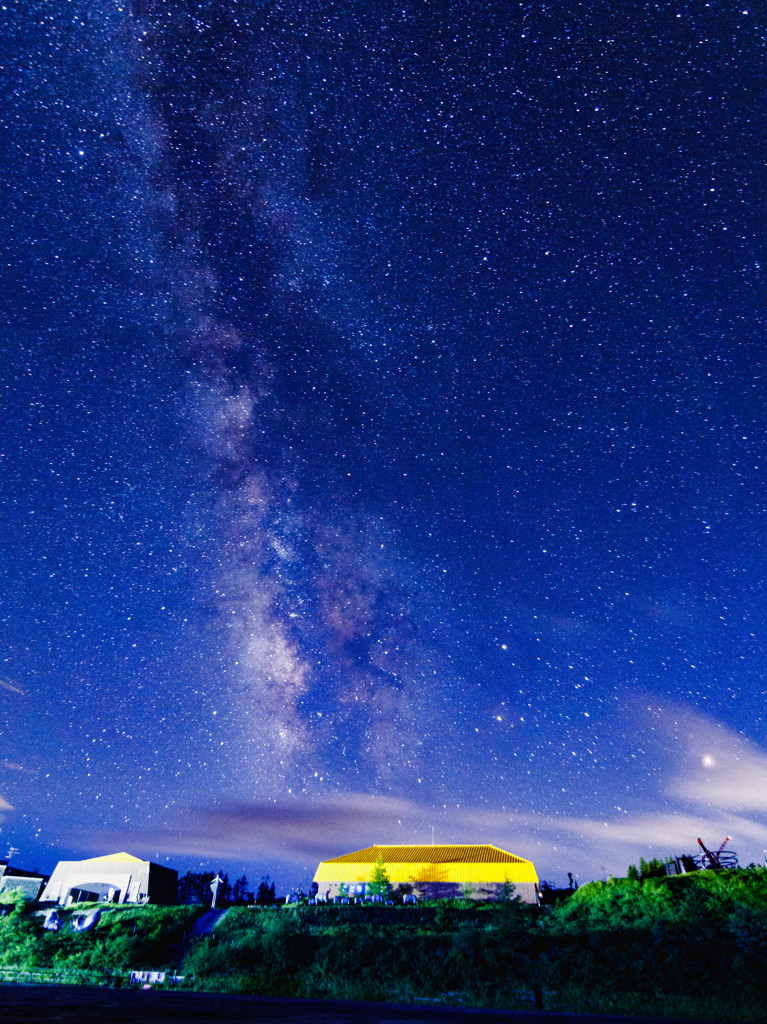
top-left (314, 843), bottom-right (539, 903)
top-left (0, 860), bottom-right (48, 901)
top-left (40, 852), bottom-right (177, 906)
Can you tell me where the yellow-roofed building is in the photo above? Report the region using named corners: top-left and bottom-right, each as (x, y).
top-left (313, 844), bottom-right (539, 903)
top-left (40, 852), bottom-right (177, 906)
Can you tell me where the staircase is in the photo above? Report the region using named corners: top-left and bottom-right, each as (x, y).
top-left (165, 908), bottom-right (228, 967)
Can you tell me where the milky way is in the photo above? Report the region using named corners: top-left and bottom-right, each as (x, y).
top-left (2, 0), bottom-right (766, 888)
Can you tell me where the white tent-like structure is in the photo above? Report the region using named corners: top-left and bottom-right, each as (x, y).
top-left (40, 852), bottom-right (177, 905)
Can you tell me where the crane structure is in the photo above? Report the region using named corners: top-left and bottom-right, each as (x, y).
top-left (695, 836), bottom-right (738, 870)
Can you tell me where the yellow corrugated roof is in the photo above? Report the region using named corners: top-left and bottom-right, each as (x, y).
top-left (324, 844), bottom-right (527, 865)
top-left (78, 852), bottom-right (145, 864)
top-left (314, 844), bottom-right (538, 885)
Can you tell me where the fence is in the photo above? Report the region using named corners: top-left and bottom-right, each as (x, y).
top-left (0, 966), bottom-right (120, 987)
top-left (0, 966), bottom-right (182, 988)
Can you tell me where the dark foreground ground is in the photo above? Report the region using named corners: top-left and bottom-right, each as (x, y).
top-left (0, 986), bottom-right (731, 1024)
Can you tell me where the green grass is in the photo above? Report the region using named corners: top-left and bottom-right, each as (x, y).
top-left (0, 894), bottom-right (200, 976)
top-left (1, 870), bottom-right (766, 1018)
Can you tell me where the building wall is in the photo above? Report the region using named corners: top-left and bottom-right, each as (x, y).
top-left (0, 861), bottom-right (49, 902)
top-left (145, 862), bottom-right (178, 905)
top-left (41, 858), bottom-right (177, 905)
top-left (0, 875), bottom-right (46, 901)
top-left (317, 879), bottom-right (538, 903)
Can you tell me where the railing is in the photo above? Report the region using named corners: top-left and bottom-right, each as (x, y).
top-left (0, 966), bottom-right (184, 988)
top-left (0, 966), bottom-right (121, 987)
top-left (692, 850), bottom-right (739, 870)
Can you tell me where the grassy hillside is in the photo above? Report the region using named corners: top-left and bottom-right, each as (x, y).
top-left (2, 869), bottom-right (767, 1019)
top-left (0, 896), bottom-right (199, 982)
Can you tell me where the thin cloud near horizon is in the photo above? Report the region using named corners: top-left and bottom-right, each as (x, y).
top-left (83, 797), bottom-right (767, 883)
top-left (76, 705), bottom-right (767, 880)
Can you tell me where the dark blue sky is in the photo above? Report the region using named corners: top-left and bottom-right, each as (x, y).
top-left (2, 0), bottom-right (766, 890)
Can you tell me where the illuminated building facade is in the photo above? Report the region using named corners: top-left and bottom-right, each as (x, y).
top-left (314, 843), bottom-right (539, 903)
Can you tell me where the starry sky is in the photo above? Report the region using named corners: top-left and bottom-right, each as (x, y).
top-left (2, 0), bottom-right (766, 891)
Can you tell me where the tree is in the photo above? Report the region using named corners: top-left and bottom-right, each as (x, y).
top-left (368, 855), bottom-right (391, 898)
top-left (501, 878), bottom-right (518, 902)
top-left (178, 871), bottom-right (215, 904)
top-left (219, 872), bottom-right (233, 904)
top-left (639, 857), bottom-right (666, 880)
top-left (232, 875), bottom-right (252, 904)
top-left (256, 877), bottom-right (276, 905)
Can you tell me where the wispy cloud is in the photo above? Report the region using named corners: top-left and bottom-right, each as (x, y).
top-left (656, 704), bottom-right (767, 813)
top-left (1, 762), bottom-right (38, 776)
top-left (82, 790), bottom-right (764, 882)
top-left (78, 704), bottom-right (767, 883)
top-left (85, 792), bottom-right (420, 864)
top-left (0, 679), bottom-right (26, 697)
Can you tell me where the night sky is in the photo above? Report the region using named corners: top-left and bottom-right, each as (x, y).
top-left (2, 0), bottom-right (766, 892)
